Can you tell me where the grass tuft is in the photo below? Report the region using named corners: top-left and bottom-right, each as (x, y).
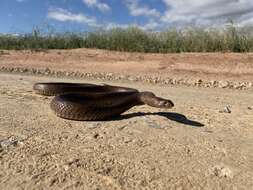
top-left (1, 24), bottom-right (253, 53)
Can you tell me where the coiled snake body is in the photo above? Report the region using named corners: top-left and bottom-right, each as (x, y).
top-left (33, 82), bottom-right (174, 121)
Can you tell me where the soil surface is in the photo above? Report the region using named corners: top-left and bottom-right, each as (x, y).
top-left (0, 73), bottom-right (253, 190)
top-left (1, 49), bottom-right (253, 83)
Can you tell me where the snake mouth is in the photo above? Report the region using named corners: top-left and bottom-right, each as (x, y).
top-left (158, 99), bottom-right (174, 108)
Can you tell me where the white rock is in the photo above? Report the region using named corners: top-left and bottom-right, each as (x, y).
top-left (218, 81), bottom-right (229, 88)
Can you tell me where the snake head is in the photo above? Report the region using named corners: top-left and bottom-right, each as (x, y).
top-left (140, 91), bottom-right (174, 109)
top-left (157, 98), bottom-right (174, 108)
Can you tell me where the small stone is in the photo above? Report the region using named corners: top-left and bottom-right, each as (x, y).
top-left (128, 76), bottom-right (137, 82)
top-left (210, 80), bottom-right (218, 87)
top-left (164, 78), bottom-right (172, 84)
top-left (119, 75), bottom-right (126, 80)
top-left (63, 165), bottom-right (69, 171)
top-left (218, 81), bottom-right (229, 88)
top-left (14, 68), bottom-right (19, 72)
top-left (241, 82), bottom-right (247, 88)
top-left (0, 136), bottom-right (24, 149)
top-left (172, 78), bottom-right (177, 85)
top-left (204, 83), bottom-right (211, 88)
top-left (106, 73), bottom-right (113, 77)
top-left (176, 78), bottom-right (184, 85)
top-left (195, 79), bottom-right (202, 86)
top-left (152, 79), bottom-right (158, 83)
top-left (220, 105), bottom-right (231, 113)
top-left (86, 73), bottom-right (92, 77)
top-left (93, 133), bottom-right (99, 139)
top-left (247, 106), bottom-right (253, 110)
top-left (57, 71), bottom-right (63, 76)
top-left (212, 165), bottom-right (233, 178)
top-left (44, 68), bottom-right (50, 74)
top-left (233, 82), bottom-right (242, 89)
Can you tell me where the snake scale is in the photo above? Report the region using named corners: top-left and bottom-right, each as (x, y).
top-left (33, 82), bottom-right (174, 121)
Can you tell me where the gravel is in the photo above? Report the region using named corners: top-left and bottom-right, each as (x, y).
top-left (0, 66), bottom-right (252, 90)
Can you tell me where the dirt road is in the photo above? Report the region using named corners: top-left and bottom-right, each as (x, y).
top-left (0, 73), bottom-right (253, 189)
top-left (1, 49), bottom-right (253, 85)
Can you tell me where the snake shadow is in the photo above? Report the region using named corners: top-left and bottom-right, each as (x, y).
top-left (113, 112), bottom-right (204, 127)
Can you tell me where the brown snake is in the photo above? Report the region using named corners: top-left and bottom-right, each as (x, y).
top-left (33, 82), bottom-right (174, 121)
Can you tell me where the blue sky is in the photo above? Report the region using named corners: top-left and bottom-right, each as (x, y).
top-left (1, 0), bottom-right (253, 34)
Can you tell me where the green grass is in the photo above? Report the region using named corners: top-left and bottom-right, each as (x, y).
top-left (1, 25), bottom-right (253, 53)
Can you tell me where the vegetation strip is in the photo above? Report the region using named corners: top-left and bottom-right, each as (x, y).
top-left (1, 25), bottom-right (253, 53)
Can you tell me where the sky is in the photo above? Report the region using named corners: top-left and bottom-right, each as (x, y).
top-left (1, 0), bottom-right (253, 34)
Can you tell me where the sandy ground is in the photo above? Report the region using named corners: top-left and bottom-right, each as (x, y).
top-left (1, 49), bottom-right (253, 82)
top-left (0, 73), bottom-right (253, 190)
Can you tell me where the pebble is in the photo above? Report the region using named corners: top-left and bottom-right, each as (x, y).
top-left (128, 76), bottom-right (138, 82)
top-left (212, 165), bottom-right (233, 178)
top-left (218, 81), bottom-right (229, 88)
top-left (195, 79), bottom-right (202, 86)
top-left (220, 105), bottom-right (231, 113)
top-left (164, 78), bottom-right (172, 84)
top-left (0, 136), bottom-right (24, 149)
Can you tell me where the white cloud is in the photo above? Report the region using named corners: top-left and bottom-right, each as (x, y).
top-left (82, 0), bottom-right (110, 12)
top-left (105, 23), bottom-right (130, 30)
top-left (47, 1), bottom-right (253, 32)
top-left (46, 7), bottom-right (160, 31)
top-left (125, 0), bottom-right (160, 18)
top-left (16, 0), bottom-right (26, 2)
top-left (239, 17), bottom-right (253, 26)
top-left (105, 20), bottom-right (160, 31)
top-left (162, 0), bottom-right (253, 26)
top-left (47, 8), bottom-right (100, 27)
top-left (140, 20), bottom-right (161, 31)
